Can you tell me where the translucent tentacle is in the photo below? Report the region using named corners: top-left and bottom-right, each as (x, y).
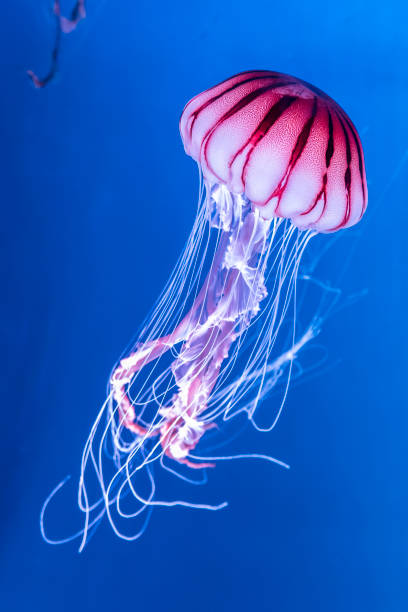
top-left (42, 178), bottom-right (328, 549)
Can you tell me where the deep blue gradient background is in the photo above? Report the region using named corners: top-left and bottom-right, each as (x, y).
top-left (1, 1), bottom-right (407, 610)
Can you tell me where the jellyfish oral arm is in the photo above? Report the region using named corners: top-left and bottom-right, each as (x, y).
top-left (111, 335), bottom-right (177, 435)
top-left (110, 185), bottom-right (277, 468)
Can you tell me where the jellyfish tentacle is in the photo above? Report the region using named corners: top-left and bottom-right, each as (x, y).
top-left (69, 184), bottom-right (316, 548)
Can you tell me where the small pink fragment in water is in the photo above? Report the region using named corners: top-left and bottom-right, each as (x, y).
top-left (27, 1), bottom-right (86, 88)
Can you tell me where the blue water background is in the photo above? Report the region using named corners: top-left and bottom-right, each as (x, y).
top-left (1, 1), bottom-right (407, 610)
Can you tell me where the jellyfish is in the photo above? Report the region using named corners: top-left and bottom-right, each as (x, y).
top-left (42, 70), bottom-right (367, 548)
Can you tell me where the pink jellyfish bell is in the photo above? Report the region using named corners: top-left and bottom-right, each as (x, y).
top-left (42, 71), bottom-right (367, 548)
top-left (180, 70), bottom-right (367, 232)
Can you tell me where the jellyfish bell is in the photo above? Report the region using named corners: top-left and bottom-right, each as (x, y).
top-left (180, 70), bottom-right (367, 232)
top-left (42, 71), bottom-right (367, 548)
